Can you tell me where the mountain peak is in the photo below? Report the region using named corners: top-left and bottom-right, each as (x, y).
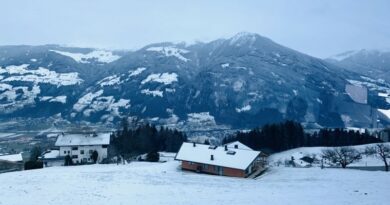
top-left (229, 32), bottom-right (258, 45)
top-left (327, 48), bottom-right (390, 61)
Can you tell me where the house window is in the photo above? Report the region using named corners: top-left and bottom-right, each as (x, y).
top-left (80, 150), bottom-right (84, 154)
top-left (202, 164), bottom-right (209, 170)
top-left (72, 147), bottom-right (78, 150)
top-left (64, 151), bottom-right (66, 154)
top-left (89, 150), bottom-right (93, 154)
top-left (102, 145), bottom-right (108, 148)
top-left (67, 151), bottom-right (70, 154)
top-left (72, 155), bottom-right (78, 159)
top-left (215, 166), bottom-right (223, 175)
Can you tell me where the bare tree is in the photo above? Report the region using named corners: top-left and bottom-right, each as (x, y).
top-left (365, 144), bottom-right (390, 172)
top-left (322, 147), bottom-right (362, 168)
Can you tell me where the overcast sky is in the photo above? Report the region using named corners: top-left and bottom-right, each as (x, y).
top-left (1, 0), bottom-right (389, 58)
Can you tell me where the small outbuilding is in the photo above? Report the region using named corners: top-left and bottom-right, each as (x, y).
top-left (0, 153), bottom-right (24, 173)
top-left (175, 142), bottom-right (267, 178)
top-left (39, 150), bottom-right (64, 167)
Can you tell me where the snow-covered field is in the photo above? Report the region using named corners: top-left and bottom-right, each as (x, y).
top-left (269, 143), bottom-right (390, 167)
top-left (0, 159), bottom-right (389, 205)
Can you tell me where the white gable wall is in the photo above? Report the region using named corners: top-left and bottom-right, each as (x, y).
top-left (59, 145), bottom-right (108, 164)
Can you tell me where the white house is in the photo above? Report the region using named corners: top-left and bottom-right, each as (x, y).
top-left (55, 133), bottom-right (110, 164)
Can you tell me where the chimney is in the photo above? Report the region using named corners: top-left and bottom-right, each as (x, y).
top-left (193, 142), bottom-right (196, 147)
top-left (234, 144), bottom-right (238, 149)
top-left (224, 145), bottom-right (228, 151)
top-left (211, 155), bottom-right (214, 160)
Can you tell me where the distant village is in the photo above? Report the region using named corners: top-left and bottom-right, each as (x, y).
top-left (0, 131), bottom-right (268, 178)
top-left (1, 122), bottom-right (390, 177)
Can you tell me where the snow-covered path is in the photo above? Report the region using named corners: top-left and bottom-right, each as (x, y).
top-left (0, 161), bottom-right (389, 205)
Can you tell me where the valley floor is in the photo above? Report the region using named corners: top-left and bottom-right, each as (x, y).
top-left (0, 160), bottom-right (389, 205)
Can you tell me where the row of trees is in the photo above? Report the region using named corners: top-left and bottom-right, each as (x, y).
top-left (322, 144), bottom-right (390, 171)
top-left (223, 121), bottom-right (382, 152)
top-left (110, 119), bottom-right (187, 157)
top-left (223, 121), bottom-right (305, 152)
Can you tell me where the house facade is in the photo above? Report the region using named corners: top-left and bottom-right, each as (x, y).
top-left (55, 133), bottom-right (110, 164)
top-left (175, 141), bottom-right (266, 178)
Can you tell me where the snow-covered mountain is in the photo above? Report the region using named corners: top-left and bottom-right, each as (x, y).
top-left (327, 49), bottom-right (390, 82)
top-left (0, 33), bottom-right (389, 131)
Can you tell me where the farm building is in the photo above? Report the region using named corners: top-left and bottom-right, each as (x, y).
top-left (39, 150), bottom-right (64, 167)
top-left (175, 142), bottom-right (267, 178)
top-left (55, 133), bottom-right (110, 164)
top-left (0, 153), bottom-right (24, 173)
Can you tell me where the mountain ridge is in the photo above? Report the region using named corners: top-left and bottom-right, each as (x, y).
top-left (0, 33), bottom-right (389, 132)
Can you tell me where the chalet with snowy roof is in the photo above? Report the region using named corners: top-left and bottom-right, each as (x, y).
top-left (175, 142), bottom-right (267, 178)
top-left (55, 133), bottom-right (110, 164)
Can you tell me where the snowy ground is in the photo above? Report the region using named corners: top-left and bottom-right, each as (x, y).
top-left (0, 159), bottom-right (389, 205)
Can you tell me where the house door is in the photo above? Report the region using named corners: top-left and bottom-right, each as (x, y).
top-left (196, 165), bottom-right (202, 172)
top-left (216, 166), bottom-right (223, 175)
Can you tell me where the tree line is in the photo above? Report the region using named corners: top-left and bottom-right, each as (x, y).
top-left (110, 119), bottom-right (188, 157)
top-left (322, 144), bottom-right (390, 171)
top-left (222, 120), bottom-right (382, 153)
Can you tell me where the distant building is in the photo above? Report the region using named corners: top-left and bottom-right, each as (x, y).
top-left (0, 153), bottom-right (23, 163)
top-left (379, 129), bottom-right (390, 142)
top-left (175, 142), bottom-right (267, 178)
top-left (0, 153), bottom-right (24, 173)
top-left (55, 133), bottom-right (110, 164)
top-left (39, 150), bottom-right (63, 167)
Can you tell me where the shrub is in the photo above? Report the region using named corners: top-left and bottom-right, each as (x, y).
top-left (24, 161), bottom-right (43, 170)
top-left (64, 155), bottom-right (73, 166)
top-left (146, 152), bottom-right (159, 162)
top-left (91, 150), bottom-right (99, 163)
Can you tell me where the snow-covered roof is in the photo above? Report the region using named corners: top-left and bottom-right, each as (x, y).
top-left (55, 133), bottom-right (110, 146)
top-left (0, 153), bottom-right (23, 162)
top-left (40, 150), bottom-right (60, 159)
top-left (175, 142), bottom-right (260, 170)
top-left (225, 141), bottom-right (253, 150)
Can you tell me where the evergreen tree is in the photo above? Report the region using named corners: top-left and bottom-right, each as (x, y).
top-left (91, 150), bottom-right (99, 163)
top-left (30, 146), bottom-right (42, 161)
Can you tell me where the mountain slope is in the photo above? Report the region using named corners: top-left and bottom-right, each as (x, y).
top-left (0, 33), bottom-right (389, 131)
top-left (327, 49), bottom-right (390, 82)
